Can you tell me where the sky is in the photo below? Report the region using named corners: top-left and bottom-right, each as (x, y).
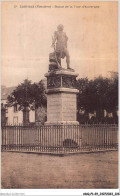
top-left (1, 1), bottom-right (118, 87)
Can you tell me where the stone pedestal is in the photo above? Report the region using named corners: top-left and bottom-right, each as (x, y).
top-left (45, 69), bottom-right (79, 125)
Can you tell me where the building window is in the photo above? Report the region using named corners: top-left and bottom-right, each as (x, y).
top-left (6, 117), bottom-right (8, 124)
top-left (14, 105), bottom-right (18, 112)
top-left (13, 116), bottom-right (18, 125)
top-left (5, 104), bottom-right (8, 113)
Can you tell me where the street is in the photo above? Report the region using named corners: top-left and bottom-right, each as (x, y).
top-left (1, 151), bottom-right (118, 189)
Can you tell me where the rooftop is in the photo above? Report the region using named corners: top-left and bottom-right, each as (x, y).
top-left (1, 86), bottom-right (16, 100)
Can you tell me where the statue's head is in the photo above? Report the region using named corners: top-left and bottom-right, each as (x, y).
top-left (57, 24), bottom-right (64, 31)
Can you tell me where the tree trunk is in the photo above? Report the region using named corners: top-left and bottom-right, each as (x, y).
top-left (96, 108), bottom-right (104, 122)
top-left (1, 107), bottom-right (6, 125)
top-left (23, 107), bottom-right (29, 125)
top-left (112, 109), bottom-right (118, 123)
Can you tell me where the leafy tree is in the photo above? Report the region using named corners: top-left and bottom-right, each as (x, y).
top-left (76, 77), bottom-right (89, 110)
top-left (7, 79), bottom-right (47, 124)
top-left (105, 77), bottom-right (118, 121)
top-left (77, 76), bottom-right (118, 123)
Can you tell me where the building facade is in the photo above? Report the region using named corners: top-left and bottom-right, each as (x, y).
top-left (1, 86), bottom-right (35, 125)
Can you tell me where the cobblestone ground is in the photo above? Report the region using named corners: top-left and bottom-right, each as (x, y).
top-left (1, 151), bottom-right (118, 189)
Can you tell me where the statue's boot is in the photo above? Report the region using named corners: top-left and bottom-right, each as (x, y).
top-left (67, 66), bottom-right (74, 71)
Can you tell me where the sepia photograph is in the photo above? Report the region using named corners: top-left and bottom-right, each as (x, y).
top-left (1, 1), bottom-right (118, 191)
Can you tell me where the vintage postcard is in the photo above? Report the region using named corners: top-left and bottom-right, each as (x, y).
top-left (1, 1), bottom-right (119, 195)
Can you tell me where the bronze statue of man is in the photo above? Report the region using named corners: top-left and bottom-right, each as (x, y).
top-left (51, 24), bottom-right (71, 69)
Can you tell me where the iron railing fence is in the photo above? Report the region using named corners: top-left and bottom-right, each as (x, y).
top-left (1, 124), bottom-right (118, 154)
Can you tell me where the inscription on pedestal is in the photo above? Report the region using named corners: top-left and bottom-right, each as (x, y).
top-left (47, 93), bottom-right (77, 123)
top-left (61, 93), bottom-right (76, 121)
top-left (47, 93), bottom-right (62, 122)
